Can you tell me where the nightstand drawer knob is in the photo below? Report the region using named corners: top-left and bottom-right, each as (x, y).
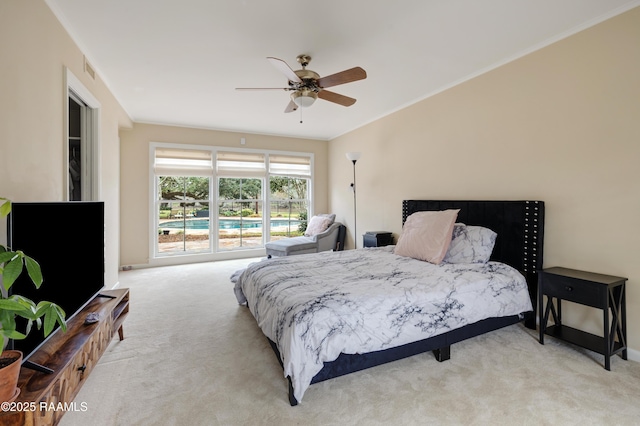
top-left (565, 286), bottom-right (573, 292)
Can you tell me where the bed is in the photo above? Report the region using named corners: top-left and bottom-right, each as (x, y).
top-left (233, 200), bottom-right (545, 405)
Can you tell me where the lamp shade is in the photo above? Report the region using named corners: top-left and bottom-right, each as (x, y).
top-left (291, 90), bottom-right (318, 108)
top-left (345, 152), bottom-right (361, 162)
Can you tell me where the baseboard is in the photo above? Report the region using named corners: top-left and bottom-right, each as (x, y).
top-left (627, 347), bottom-right (640, 363)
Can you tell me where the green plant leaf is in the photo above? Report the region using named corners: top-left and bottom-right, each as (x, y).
top-left (8, 330), bottom-right (26, 340)
top-left (43, 304), bottom-right (66, 336)
top-left (0, 298), bottom-right (30, 312)
top-left (0, 250), bottom-right (16, 264)
top-left (54, 304), bottom-right (67, 332)
top-left (43, 309), bottom-right (56, 336)
top-left (0, 199), bottom-right (11, 218)
top-left (0, 295), bottom-right (38, 326)
top-left (37, 301), bottom-right (66, 336)
top-left (24, 255), bottom-right (43, 288)
top-left (24, 318), bottom-right (35, 336)
top-left (2, 256), bottom-right (23, 291)
top-left (33, 300), bottom-right (49, 318)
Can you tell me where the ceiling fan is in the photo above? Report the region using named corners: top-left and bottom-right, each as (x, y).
top-left (236, 55), bottom-right (367, 113)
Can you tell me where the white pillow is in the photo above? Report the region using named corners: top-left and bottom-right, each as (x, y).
top-left (304, 216), bottom-right (332, 237)
top-left (443, 223), bottom-right (497, 264)
top-left (316, 213), bottom-right (336, 226)
top-left (394, 209), bottom-right (459, 264)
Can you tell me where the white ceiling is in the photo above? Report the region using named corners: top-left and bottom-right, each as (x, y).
top-left (46, 0), bottom-right (638, 141)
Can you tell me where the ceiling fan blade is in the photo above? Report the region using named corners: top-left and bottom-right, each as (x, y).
top-left (317, 67), bottom-right (366, 89)
top-left (284, 100), bottom-right (298, 113)
top-left (235, 87), bottom-right (289, 91)
top-left (318, 90), bottom-right (357, 107)
top-left (267, 57), bottom-right (302, 83)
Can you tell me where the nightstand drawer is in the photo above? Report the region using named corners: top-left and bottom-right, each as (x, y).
top-left (543, 274), bottom-right (603, 308)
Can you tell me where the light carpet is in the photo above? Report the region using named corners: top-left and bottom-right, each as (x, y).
top-left (59, 258), bottom-right (640, 426)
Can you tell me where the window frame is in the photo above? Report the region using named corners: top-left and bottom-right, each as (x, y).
top-left (268, 175), bottom-right (310, 238)
top-left (154, 175), bottom-right (213, 257)
top-left (149, 142), bottom-right (314, 262)
top-left (216, 176), bottom-right (265, 251)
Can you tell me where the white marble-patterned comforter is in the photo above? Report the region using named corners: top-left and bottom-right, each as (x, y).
top-left (233, 246), bottom-right (532, 402)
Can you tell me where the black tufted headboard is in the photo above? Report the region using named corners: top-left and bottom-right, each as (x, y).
top-left (402, 200), bottom-right (544, 328)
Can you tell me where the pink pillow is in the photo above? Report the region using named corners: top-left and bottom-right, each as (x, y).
top-left (304, 216), bottom-right (332, 237)
top-left (394, 209), bottom-right (460, 264)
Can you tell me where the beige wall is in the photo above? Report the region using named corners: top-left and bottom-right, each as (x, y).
top-left (119, 123), bottom-right (328, 266)
top-left (0, 1), bottom-right (132, 287)
top-left (329, 8), bottom-right (640, 355)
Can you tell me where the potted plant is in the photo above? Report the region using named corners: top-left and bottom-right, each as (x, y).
top-left (0, 198), bottom-right (67, 402)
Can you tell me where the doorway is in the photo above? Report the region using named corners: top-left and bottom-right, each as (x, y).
top-left (66, 68), bottom-right (100, 201)
top-left (68, 94), bottom-right (84, 200)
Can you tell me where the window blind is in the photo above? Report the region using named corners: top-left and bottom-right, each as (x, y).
top-left (217, 151), bottom-right (266, 177)
top-left (154, 148), bottom-right (213, 176)
top-left (269, 154), bottom-right (311, 177)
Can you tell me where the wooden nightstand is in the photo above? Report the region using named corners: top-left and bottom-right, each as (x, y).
top-left (538, 267), bottom-right (627, 370)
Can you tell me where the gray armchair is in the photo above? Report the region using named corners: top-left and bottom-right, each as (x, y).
top-left (265, 222), bottom-right (346, 258)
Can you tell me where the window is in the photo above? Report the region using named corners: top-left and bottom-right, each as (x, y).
top-left (268, 155), bottom-right (311, 239)
top-left (217, 151), bottom-right (266, 251)
top-left (151, 145), bottom-right (313, 259)
top-left (154, 148), bottom-right (212, 256)
top-left (218, 177), bottom-right (263, 250)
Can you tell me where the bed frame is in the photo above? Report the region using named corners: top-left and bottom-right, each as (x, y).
top-left (268, 200), bottom-right (544, 405)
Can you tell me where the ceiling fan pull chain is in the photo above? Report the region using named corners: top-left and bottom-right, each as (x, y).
top-left (300, 107), bottom-right (303, 124)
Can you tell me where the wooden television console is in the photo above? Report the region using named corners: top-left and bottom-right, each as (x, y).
top-left (0, 288), bottom-right (129, 426)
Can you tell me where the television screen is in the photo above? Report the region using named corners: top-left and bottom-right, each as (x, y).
top-left (7, 201), bottom-right (105, 363)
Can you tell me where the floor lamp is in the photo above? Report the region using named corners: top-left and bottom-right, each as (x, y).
top-left (346, 152), bottom-right (361, 249)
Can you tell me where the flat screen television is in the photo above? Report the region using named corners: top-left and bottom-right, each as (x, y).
top-left (6, 201), bottom-right (105, 368)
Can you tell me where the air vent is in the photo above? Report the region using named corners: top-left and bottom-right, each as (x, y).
top-left (83, 56), bottom-right (95, 80)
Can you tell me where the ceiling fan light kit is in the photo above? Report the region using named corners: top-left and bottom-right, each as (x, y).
top-left (291, 89), bottom-right (318, 108)
top-left (236, 54), bottom-right (367, 115)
